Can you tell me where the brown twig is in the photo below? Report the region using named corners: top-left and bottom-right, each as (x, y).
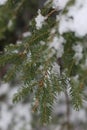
top-left (46, 9), bottom-right (56, 18)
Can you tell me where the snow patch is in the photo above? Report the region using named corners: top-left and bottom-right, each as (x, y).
top-left (59, 0), bottom-right (87, 36)
top-left (52, 0), bottom-right (69, 10)
top-left (35, 9), bottom-right (47, 30)
top-left (0, 0), bottom-right (7, 5)
top-left (49, 36), bottom-right (65, 57)
top-left (72, 44), bottom-right (83, 64)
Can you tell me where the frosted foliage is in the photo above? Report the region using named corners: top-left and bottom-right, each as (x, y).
top-left (35, 9), bottom-right (46, 30)
top-left (52, 62), bottom-right (60, 76)
top-left (72, 44), bottom-right (83, 64)
top-left (49, 36), bottom-right (65, 57)
top-left (8, 20), bottom-right (13, 28)
top-left (72, 44), bottom-right (83, 53)
top-left (72, 75), bottom-right (79, 83)
top-left (22, 32), bottom-right (31, 37)
top-left (1, 0), bottom-right (87, 130)
top-left (81, 58), bottom-right (87, 69)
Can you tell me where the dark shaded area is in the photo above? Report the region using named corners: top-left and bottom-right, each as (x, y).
top-left (0, 0), bottom-right (46, 52)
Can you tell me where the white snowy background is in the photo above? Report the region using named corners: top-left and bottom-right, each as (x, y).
top-left (0, 0), bottom-right (87, 130)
